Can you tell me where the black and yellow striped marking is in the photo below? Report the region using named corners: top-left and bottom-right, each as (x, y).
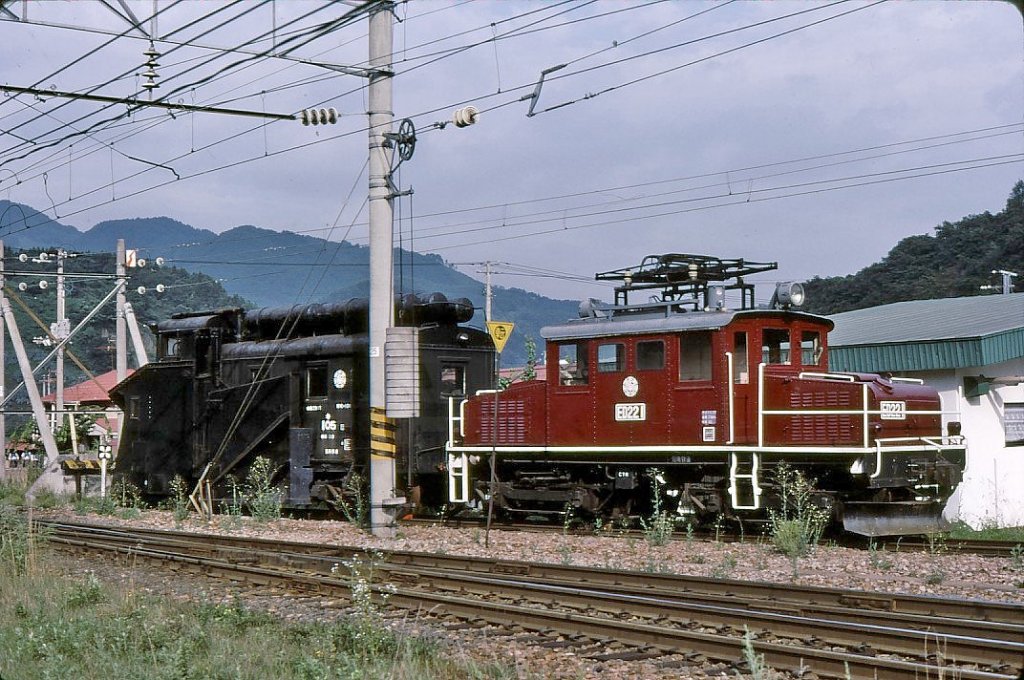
top-left (370, 407), bottom-right (397, 457)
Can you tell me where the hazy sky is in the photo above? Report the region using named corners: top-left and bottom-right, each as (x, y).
top-left (0, 0), bottom-right (1021, 303)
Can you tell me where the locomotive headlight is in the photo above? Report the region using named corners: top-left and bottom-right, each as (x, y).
top-left (774, 282), bottom-right (805, 309)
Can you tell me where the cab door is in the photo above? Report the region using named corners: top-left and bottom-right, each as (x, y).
top-left (627, 338), bottom-right (670, 445)
top-left (592, 340), bottom-right (632, 445)
top-left (730, 330), bottom-right (756, 444)
top-left (547, 340), bottom-right (594, 445)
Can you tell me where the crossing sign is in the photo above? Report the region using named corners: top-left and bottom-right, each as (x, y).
top-left (486, 321), bottom-right (515, 354)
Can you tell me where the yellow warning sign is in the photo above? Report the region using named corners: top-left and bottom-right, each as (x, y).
top-left (486, 321), bottom-right (515, 354)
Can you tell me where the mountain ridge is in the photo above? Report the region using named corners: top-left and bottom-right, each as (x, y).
top-left (0, 200), bottom-right (577, 365)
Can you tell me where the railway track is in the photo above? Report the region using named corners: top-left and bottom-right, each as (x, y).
top-left (39, 519), bottom-right (1024, 680)
top-left (402, 516), bottom-right (1024, 557)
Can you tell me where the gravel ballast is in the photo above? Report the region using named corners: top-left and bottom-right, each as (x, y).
top-left (39, 510), bottom-right (1024, 678)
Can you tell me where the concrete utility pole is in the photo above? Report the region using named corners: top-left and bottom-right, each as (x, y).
top-left (55, 249), bottom-right (66, 432)
top-left (981, 269), bottom-right (1018, 295)
top-left (367, 1), bottom-right (401, 537)
top-left (123, 302), bottom-right (150, 366)
top-left (115, 239), bottom-right (127, 382)
top-left (0, 241), bottom-right (5, 482)
top-left (995, 269), bottom-right (1018, 295)
top-left (2, 298), bottom-right (60, 465)
top-left (482, 261), bottom-right (493, 324)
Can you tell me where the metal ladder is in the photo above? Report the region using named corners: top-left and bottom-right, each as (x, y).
top-left (446, 397), bottom-right (470, 503)
top-left (728, 451), bottom-right (762, 510)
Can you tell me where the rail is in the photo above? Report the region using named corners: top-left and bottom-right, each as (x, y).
top-left (41, 520), bottom-right (1024, 680)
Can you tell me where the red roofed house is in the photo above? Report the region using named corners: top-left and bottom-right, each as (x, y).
top-left (40, 369), bottom-right (133, 455)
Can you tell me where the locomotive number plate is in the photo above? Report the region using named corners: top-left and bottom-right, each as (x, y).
top-left (880, 400), bottom-right (906, 420)
top-left (614, 403), bottom-right (647, 422)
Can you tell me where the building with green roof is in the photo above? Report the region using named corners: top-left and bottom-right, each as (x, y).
top-left (829, 293), bottom-right (1024, 528)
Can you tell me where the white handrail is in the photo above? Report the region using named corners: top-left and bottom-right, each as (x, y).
top-left (798, 371), bottom-right (856, 382)
top-left (726, 351), bottom-right (735, 445)
top-left (757, 362), bottom-right (765, 448)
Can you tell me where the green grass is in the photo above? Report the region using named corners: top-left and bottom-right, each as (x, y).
top-left (948, 521), bottom-right (1024, 542)
top-left (0, 479), bottom-right (26, 506)
top-left (0, 564), bottom-right (516, 680)
top-left (0, 514), bottom-right (515, 679)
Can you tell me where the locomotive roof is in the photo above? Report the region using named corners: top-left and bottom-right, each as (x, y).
top-left (156, 314), bottom-right (236, 334)
top-left (541, 308), bottom-right (832, 341)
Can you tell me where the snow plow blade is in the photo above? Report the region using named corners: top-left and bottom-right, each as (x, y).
top-left (842, 501), bottom-right (950, 537)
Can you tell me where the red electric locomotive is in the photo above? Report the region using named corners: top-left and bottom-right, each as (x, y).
top-left (445, 255), bottom-right (966, 536)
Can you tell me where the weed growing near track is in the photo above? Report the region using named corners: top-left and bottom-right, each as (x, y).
top-left (0, 544), bottom-right (515, 679)
top-left (245, 456), bottom-right (283, 523)
top-left (640, 468), bottom-right (675, 547)
top-left (332, 472), bottom-right (369, 530)
top-left (767, 464), bottom-right (828, 560)
top-left (168, 475), bottom-right (191, 525)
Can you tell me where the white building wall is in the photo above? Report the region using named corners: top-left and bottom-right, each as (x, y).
top-left (912, 359), bottom-right (1024, 528)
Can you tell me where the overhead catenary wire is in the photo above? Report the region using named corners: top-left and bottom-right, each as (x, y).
top-left (0, 0), bottom-right (927, 222)
top-left (0, 1), bottom-right (369, 167)
top-left (0, 0), bottom-right (372, 168)
top-left (0, 1), bottom-right (1016, 278)
top-left (0, 0), bottom-right (268, 156)
top-left (0, 0), bottom-right (588, 185)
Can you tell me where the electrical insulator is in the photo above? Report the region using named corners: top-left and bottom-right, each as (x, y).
top-left (155, 284), bottom-right (165, 293)
top-left (155, 257), bottom-right (165, 267)
top-left (38, 280), bottom-right (48, 290)
top-left (137, 286), bottom-right (146, 295)
top-left (18, 253), bottom-right (27, 262)
top-left (142, 41), bottom-right (161, 91)
top-left (17, 282), bottom-right (26, 291)
top-left (452, 106), bottom-right (479, 128)
top-left (137, 258), bottom-right (147, 267)
top-left (299, 107), bottom-right (338, 126)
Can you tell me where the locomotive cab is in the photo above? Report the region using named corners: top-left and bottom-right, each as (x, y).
top-left (447, 255), bottom-right (967, 536)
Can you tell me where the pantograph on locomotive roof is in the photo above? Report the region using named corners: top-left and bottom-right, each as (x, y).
top-left (595, 254), bottom-right (778, 311)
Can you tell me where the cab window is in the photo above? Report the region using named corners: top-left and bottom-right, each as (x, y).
top-left (733, 332), bottom-right (748, 384)
top-left (558, 342), bottom-right (589, 386)
top-left (636, 340), bottom-right (664, 371)
top-left (761, 329), bottom-right (791, 365)
top-left (440, 363), bottom-right (466, 398)
top-left (597, 343), bottom-right (625, 373)
top-left (306, 365), bottom-right (328, 398)
top-left (801, 331), bottom-right (823, 366)
top-left (680, 331), bottom-right (712, 381)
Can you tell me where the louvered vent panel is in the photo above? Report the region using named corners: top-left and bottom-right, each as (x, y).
top-left (478, 399), bottom-right (527, 444)
top-left (788, 390), bottom-right (855, 443)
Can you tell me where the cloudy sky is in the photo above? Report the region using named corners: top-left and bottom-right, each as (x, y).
top-left (0, 0), bottom-right (1021, 302)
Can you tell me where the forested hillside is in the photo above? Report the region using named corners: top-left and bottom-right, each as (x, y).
top-left (803, 182), bottom-right (1024, 315)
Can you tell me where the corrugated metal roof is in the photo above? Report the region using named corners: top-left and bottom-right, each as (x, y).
top-left (828, 293), bottom-right (1024, 371)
